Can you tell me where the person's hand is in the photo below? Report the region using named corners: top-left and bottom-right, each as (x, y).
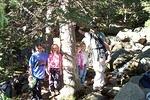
top-left (46, 68), bottom-right (50, 75)
top-left (28, 67), bottom-right (32, 75)
top-left (105, 54), bottom-right (111, 63)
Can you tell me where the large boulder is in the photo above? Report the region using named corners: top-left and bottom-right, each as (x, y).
top-left (138, 27), bottom-right (150, 43)
top-left (129, 76), bottom-right (142, 85)
top-left (116, 27), bottom-right (150, 44)
top-left (114, 82), bottom-right (145, 100)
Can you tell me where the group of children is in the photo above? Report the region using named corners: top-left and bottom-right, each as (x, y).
top-left (28, 43), bottom-right (62, 100)
top-left (28, 42), bottom-right (89, 100)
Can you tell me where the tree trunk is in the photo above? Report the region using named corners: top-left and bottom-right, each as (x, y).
top-left (57, 1), bottom-right (80, 99)
top-left (45, 4), bottom-right (54, 52)
top-left (58, 22), bottom-right (79, 99)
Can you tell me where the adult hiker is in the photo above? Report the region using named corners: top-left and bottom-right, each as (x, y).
top-left (79, 27), bottom-right (111, 91)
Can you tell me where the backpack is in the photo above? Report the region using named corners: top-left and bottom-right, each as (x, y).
top-left (97, 35), bottom-right (107, 52)
top-left (90, 33), bottom-right (107, 61)
top-left (90, 32), bottom-right (106, 51)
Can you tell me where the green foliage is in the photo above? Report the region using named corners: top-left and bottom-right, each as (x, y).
top-left (48, 0), bottom-right (57, 3)
top-left (145, 19), bottom-right (150, 27)
top-left (48, 0), bottom-right (149, 30)
top-left (0, 3), bottom-right (8, 28)
top-left (9, 0), bottom-right (19, 8)
top-left (65, 7), bottom-right (92, 27)
top-left (142, 1), bottom-right (150, 13)
top-left (0, 92), bottom-right (11, 100)
top-left (0, 0), bottom-right (49, 71)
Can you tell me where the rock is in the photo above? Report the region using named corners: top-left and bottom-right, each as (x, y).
top-left (82, 91), bottom-right (108, 100)
top-left (129, 76), bottom-right (142, 85)
top-left (139, 57), bottom-right (150, 71)
top-left (123, 42), bottom-right (132, 50)
top-left (138, 38), bottom-right (147, 45)
top-left (110, 49), bottom-right (133, 70)
top-left (111, 42), bottom-right (123, 52)
top-left (139, 27), bottom-right (150, 42)
top-left (132, 43), bottom-right (144, 51)
top-left (142, 88), bottom-right (150, 94)
top-left (56, 85), bottom-right (75, 100)
top-left (142, 45), bottom-right (150, 52)
top-left (114, 82), bottom-right (145, 100)
top-left (138, 48), bottom-right (150, 59)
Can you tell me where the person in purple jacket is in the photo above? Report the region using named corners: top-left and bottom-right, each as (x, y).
top-left (76, 42), bottom-right (88, 85)
top-left (28, 43), bottom-right (48, 100)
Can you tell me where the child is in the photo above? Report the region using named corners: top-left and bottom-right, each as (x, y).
top-left (28, 43), bottom-right (48, 100)
top-left (76, 42), bottom-right (88, 85)
top-left (47, 44), bottom-right (63, 96)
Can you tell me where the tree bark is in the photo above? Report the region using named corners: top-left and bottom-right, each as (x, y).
top-left (45, 4), bottom-right (54, 52)
top-left (58, 21), bottom-right (80, 100)
top-left (57, 0), bottom-right (80, 99)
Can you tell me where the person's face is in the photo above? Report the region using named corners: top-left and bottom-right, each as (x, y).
top-left (35, 45), bottom-right (44, 52)
top-left (52, 45), bottom-right (59, 52)
top-left (77, 46), bottom-right (82, 52)
top-left (82, 44), bottom-right (86, 51)
top-left (78, 29), bottom-right (85, 35)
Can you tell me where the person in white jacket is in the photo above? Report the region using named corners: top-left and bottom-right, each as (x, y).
top-left (79, 28), bottom-right (111, 91)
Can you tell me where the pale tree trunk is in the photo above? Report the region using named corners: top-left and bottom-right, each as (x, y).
top-left (57, 0), bottom-right (80, 99)
top-left (45, 5), bottom-right (54, 52)
top-left (46, 5), bottom-right (54, 34)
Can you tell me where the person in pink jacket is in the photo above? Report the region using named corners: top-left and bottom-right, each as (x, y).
top-left (76, 42), bottom-right (88, 85)
top-left (47, 44), bottom-right (63, 96)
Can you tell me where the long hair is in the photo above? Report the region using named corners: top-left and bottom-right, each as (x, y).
top-left (50, 44), bottom-right (60, 54)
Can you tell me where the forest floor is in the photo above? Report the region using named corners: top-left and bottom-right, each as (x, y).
top-left (11, 67), bottom-right (115, 100)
